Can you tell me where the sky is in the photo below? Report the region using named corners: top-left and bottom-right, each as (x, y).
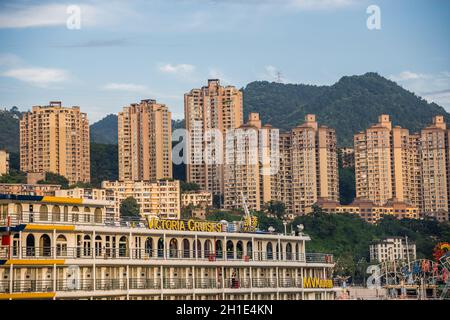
top-left (0, 0), bottom-right (449, 122)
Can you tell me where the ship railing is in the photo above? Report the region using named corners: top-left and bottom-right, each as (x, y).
top-left (0, 246), bottom-right (333, 264)
top-left (162, 278), bottom-right (194, 289)
top-left (305, 253), bottom-right (334, 264)
top-left (56, 279), bottom-right (94, 291)
top-left (224, 278), bottom-right (251, 289)
top-left (95, 279), bottom-right (127, 291)
top-left (278, 278), bottom-right (302, 288)
top-left (195, 278), bottom-right (221, 289)
top-left (0, 279), bottom-right (54, 293)
top-left (252, 278), bottom-right (277, 288)
top-left (129, 278), bottom-right (161, 290)
top-left (1, 212), bottom-right (106, 227)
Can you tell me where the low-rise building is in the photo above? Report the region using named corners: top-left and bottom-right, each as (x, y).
top-left (181, 191), bottom-right (213, 208)
top-left (0, 150), bottom-right (9, 175)
top-left (55, 188), bottom-right (115, 221)
top-left (314, 198), bottom-right (419, 223)
top-left (369, 237), bottom-right (416, 263)
top-left (0, 183), bottom-right (61, 196)
top-left (101, 180), bottom-right (181, 220)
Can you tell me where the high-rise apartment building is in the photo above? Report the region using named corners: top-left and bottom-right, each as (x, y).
top-left (354, 115), bottom-right (418, 206)
top-left (280, 115), bottom-right (339, 215)
top-left (19, 102), bottom-right (90, 184)
top-left (355, 115), bottom-right (449, 222)
top-left (420, 116), bottom-right (448, 218)
top-left (185, 79), bottom-right (243, 197)
top-left (118, 99), bottom-right (172, 181)
top-left (0, 150), bottom-right (9, 175)
top-left (223, 113), bottom-right (279, 211)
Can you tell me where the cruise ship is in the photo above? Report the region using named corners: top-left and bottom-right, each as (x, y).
top-left (0, 194), bottom-right (338, 300)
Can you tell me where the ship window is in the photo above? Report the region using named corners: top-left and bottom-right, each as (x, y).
top-left (169, 238), bottom-right (178, 258)
top-left (83, 235), bottom-right (91, 256)
top-left (145, 237), bottom-right (153, 258)
top-left (95, 236), bottom-right (102, 256)
top-left (286, 243), bottom-right (292, 260)
top-left (56, 235), bottom-right (67, 256)
top-left (119, 236), bottom-right (128, 257)
top-left (267, 242), bottom-right (273, 260)
top-left (26, 234), bottom-right (35, 256)
top-left (204, 240), bottom-right (212, 258)
top-left (183, 239), bottom-right (190, 258)
top-left (94, 208), bottom-right (102, 223)
top-left (157, 238), bottom-right (164, 258)
top-left (39, 205), bottom-right (48, 222)
top-left (246, 242), bottom-right (253, 259)
top-left (215, 240), bottom-right (223, 259)
top-left (236, 241), bottom-right (243, 259)
top-left (52, 206), bottom-right (61, 222)
top-left (226, 241), bottom-right (234, 260)
top-left (40, 234), bottom-right (51, 257)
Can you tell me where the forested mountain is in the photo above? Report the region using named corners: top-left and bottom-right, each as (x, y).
top-left (243, 72), bottom-right (449, 146)
top-left (0, 107), bottom-right (21, 153)
top-left (90, 114), bottom-right (118, 144)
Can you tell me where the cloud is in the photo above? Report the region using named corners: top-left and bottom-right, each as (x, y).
top-left (102, 83), bottom-right (149, 93)
top-left (159, 64), bottom-right (196, 75)
top-left (261, 65), bottom-right (286, 82)
top-left (2, 67), bottom-right (68, 87)
top-left (389, 71), bottom-right (450, 109)
top-left (389, 71), bottom-right (424, 82)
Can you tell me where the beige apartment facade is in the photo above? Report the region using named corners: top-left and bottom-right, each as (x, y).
top-left (19, 102), bottom-right (90, 184)
top-left (369, 237), bottom-right (417, 263)
top-left (0, 150), bottom-right (9, 175)
top-left (55, 187), bottom-right (116, 221)
top-left (101, 180), bottom-right (181, 220)
top-left (355, 114), bottom-right (450, 222)
top-left (315, 198), bottom-right (419, 224)
top-left (185, 79), bottom-right (244, 198)
top-left (280, 115), bottom-right (339, 215)
top-left (118, 99), bottom-right (172, 182)
top-left (223, 113), bottom-right (279, 211)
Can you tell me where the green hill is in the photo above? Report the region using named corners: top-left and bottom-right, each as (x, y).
top-left (243, 72), bottom-right (450, 146)
top-left (0, 107), bottom-right (21, 153)
top-left (90, 114), bottom-right (118, 144)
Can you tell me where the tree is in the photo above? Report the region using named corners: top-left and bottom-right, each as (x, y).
top-left (180, 181), bottom-right (200, 192)
top-left (267, 201), bottom-right (286, 219)
top-left (0, 169), bottom-right (26, 183)
top-left (120, 197), bottom-right (140, 219)
top-left (90, 143), bottom-right (118, 187)
top-left (38, 172), bottom-right (69, 189)
top-left (69, 182), bottom-right (95, 189)
top-left (213, 194), bottom-right (223, 209)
